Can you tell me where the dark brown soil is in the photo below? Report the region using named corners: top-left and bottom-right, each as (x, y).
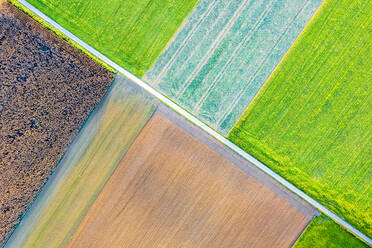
top-left (0, 2), bottom-right (113, 245)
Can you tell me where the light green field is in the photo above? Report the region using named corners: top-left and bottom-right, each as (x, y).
top-left (26, 0), bottom-right (199, 76)
top-left (145, 0), bottom-right (322, 134)
top-left (6, 75), bottom-right (156, 248)
top-left (294, 215), bottom-right (368, 248)
top-left (229, 0), bottom-right (371, 237)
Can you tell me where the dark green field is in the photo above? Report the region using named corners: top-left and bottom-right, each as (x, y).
top-left (229, 0), bottom-right (371, 236)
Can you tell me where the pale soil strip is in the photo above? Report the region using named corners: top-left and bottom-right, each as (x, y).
top-left (4, 75), bottom-right (156, 248)
top-left (151, 0), bottom-right (218, 86)
top-left (215, 0), bottom-right (311, 127)
top-left (15, 0), bottom-right (371, 245)
top-left (175, 0), bottom-right (251, 99)
top-left (193, 0), bottom-right (276, 113)
top-left (0, 0), bottom-right (6, 10)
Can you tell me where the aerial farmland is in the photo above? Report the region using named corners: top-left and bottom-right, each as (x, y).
top-left (0, 1), bottom-right (113, 244)
top-left (229, 0), bottom-right (372, 240)
top-left (0, 0), bottom-right (371, 247)
top-left (6, 75), bottom-right (156, 248)
top-left (64, 111), bottom-right (316, 248)
top-left (145, 0), bottom-right (323, 133)
top-left (25, 0), bottom-right (200, 76)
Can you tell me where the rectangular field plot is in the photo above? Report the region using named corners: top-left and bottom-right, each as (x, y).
top-left (145, 0), bottom-right (322, 134)
top-left (26, 0), bottom-right (199, 76)
top-left (5, 75), bottom-right (156, 248)
top-left (229, 0), bottom-right (372, 237)
top-left (66, 113), bottom-right (314, 248)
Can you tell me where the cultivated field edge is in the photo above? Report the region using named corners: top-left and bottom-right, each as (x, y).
top-left (8, 0), bottom-right (116, 73)
top-left (228, 0), bottom-right (371, 241)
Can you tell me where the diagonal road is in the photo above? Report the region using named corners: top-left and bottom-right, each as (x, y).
top-left (14, 0), bottom-right (372, 245)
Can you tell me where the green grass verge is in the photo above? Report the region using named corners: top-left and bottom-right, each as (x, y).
top-left (294, 215), bottom-right (368, 248)
top-left (25, 0), bottom-right (199, 77)
top-left (229, 0), bottom-right (371, 238)
top-left (8, 0), bottom-right (116, 73)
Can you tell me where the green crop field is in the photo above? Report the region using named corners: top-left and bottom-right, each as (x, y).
top-left (27, 0), bottom-right (199, 76)
top-left (229, 0), bottom-right (371, 237)
top-left (294, 215), bottom-right (368, 248)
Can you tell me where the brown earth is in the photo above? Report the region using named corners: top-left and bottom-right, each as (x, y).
top-left (0, 1), bottom-right (113, 245)
top-left (67, 113), bottom-right (312, 248)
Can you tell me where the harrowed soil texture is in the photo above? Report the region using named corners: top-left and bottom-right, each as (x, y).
top-left (0, 2), bottom-right (113, 245)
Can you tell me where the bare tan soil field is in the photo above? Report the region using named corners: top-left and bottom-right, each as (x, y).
top-left (67, 113), bottom-right (313, 248)
top-left (0, 1), bottom-right (113, 244)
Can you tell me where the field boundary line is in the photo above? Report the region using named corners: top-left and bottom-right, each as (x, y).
top-left (16, 0), bottom-right (371, 245)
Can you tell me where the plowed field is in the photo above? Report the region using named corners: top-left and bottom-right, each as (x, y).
top-left (67, 113), bottom-right (313, 248)
top-left (0, 2), bottom-right (113, 244)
